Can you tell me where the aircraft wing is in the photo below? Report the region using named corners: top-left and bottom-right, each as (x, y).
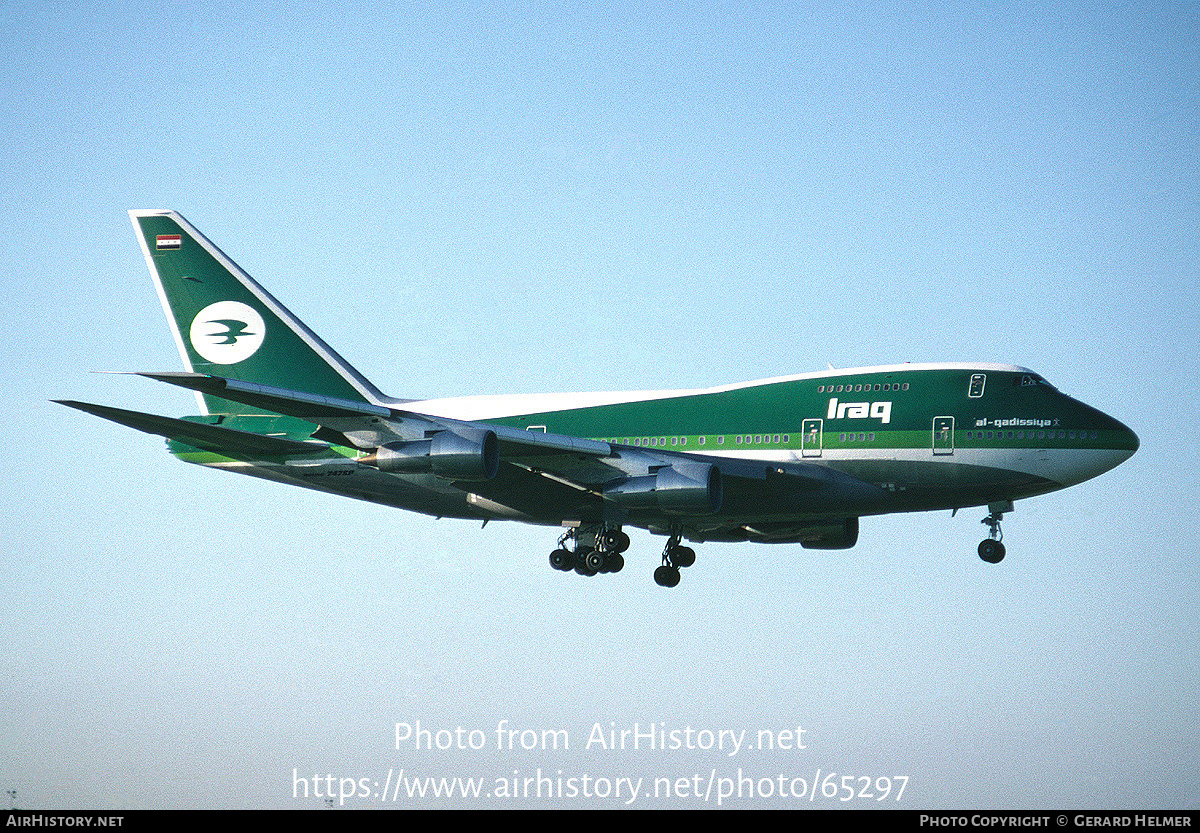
top-left (136, 371), bottom-right (613, 462)
top-left (128, 372), bottom-right (884, 515)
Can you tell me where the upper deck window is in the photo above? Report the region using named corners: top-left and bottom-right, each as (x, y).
top-left (819, 381), bottom-right (910, 393)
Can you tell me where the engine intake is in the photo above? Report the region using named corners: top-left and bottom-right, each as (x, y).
top-left (360, 428), bottom-right (499, 481)
top-left (604, 463), bottom-right (723, 514)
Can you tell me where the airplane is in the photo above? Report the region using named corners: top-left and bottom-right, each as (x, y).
top-left (57, 210), bottom-right (1140, 587)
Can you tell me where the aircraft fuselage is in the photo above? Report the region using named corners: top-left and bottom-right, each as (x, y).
top-left (171, 362), bottom-right (1137, 542)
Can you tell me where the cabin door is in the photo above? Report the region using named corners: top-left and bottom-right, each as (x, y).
top-left (801, 419), bottom-right (823, 458)
top-left (933, 416), bottom-right (955, 455)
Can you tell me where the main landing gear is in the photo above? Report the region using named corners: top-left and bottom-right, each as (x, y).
top-left (978, 501), bottom-right (1012, 564)
top-left (547, 525), bottom-right (695, 587)
top-left (653, 530), bottom-right (696, 588)
top-left (548, 526), bottom-right (630, 577)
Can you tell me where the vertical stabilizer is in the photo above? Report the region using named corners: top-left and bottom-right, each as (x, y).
top-left (130, 210), bottom-right (388, 414)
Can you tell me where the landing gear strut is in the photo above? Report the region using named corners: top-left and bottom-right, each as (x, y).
top-left (653, 529), bottom-right (696, 588)
top-left (978, 501), bottom-right (1012, 564)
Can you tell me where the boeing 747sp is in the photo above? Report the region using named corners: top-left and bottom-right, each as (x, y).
top-left (58, 211), bottom-right (1139, 587)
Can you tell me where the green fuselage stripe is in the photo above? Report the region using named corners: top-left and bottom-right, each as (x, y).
top-left (479, 368), bottom-right (1134, 453)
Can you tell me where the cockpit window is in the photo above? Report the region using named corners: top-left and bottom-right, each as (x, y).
top-left (1015, 374), bottom-right (1057, 391)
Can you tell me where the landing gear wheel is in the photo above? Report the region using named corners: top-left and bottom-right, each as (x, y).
top-left (602, 529), bottom-right (631, 553)
top-left (669, 546), bottom-right (696, 568)
top-left (653, 528), bottom-right (692, 587)
top-left (584, 548), bottom-right (607, 573)
top-left (978, 539), bottom-right (1006, 564)
top-left (549, 548), bottom-right (573, 571)
top-left (549, 526), bottom-right (630, 578)
top-left (654, 565), bottom-right (681, 588)
top-left (573, 547), bottom-right (598, 576)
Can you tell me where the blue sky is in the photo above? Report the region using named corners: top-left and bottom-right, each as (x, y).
top-left (2, 1), bottom-right (1197, 809)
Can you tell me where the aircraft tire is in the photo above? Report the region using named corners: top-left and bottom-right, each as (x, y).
top-left (669, 546), bottom-right (696, 568)
top-left (549, 549), bottom-right (573, 571)
top-left (603, 529), bottom-right (631, 553)
top-left (574, 548), bottom-right (598, 576)
top-left (654, 565), bottom-right (681, 588)
top-left (978, 539), bottom-right (1006, 564)
top-left (584, 549), bottom-right (607, 573)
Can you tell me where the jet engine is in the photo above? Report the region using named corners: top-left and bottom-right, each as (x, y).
top-left (359, 428), bottom-right (499, 481)
top-left (797, 517), bottom-right (859, 549)
top-left (604, 463), bottom-right (723, 514)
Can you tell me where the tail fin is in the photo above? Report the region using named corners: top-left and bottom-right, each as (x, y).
top-left (130, 210), bottom-right (388, 414)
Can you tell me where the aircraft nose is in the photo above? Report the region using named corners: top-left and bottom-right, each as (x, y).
top-left (1061, 404), bottom-right (1138, 487)
top-left (1094, 409), bottom-right (1138, 473)
top-left (1114, 420), bottom-right (1139, 459)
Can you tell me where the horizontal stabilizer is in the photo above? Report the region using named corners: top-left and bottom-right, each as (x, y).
top-left (136, 372), bottom-right (394, 419)
top-left (55, 400), bottom-right (325, 456)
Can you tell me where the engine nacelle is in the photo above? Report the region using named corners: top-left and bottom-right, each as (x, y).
top-left (798, 517), bottom-right (859, 549)
top-left (604, 463), bottom-right (723, 514)
top-left (361, 428), bottom-right (499, 481)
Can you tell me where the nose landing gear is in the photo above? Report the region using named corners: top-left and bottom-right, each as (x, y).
top-left (978, 501), bottom-right (1012, 564)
